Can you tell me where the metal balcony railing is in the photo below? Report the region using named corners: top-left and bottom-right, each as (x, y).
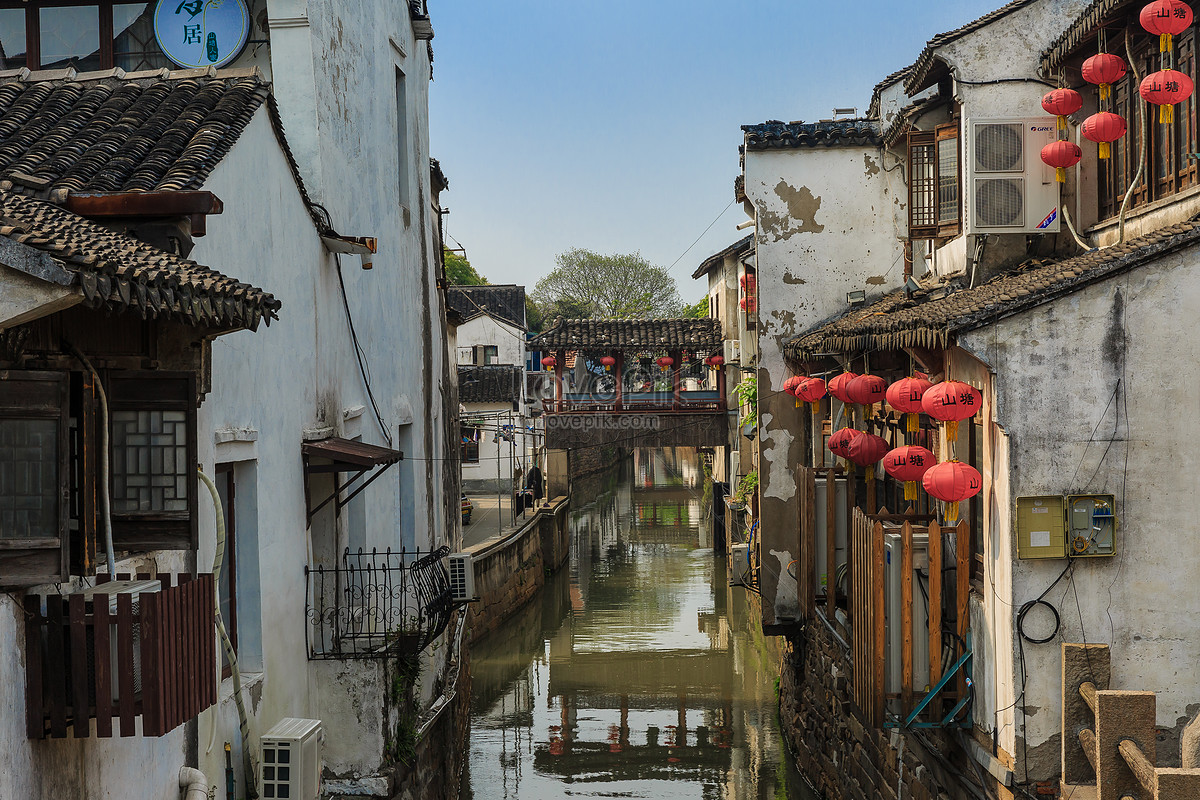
top-left (304, 546), bottom-right (453, 660)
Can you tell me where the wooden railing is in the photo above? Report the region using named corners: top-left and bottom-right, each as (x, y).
top-left (1062, 643), bottom-right (1200, 798)
top-left (545, 391), bottom-right (725, 414)
top-left (24, 573), bottom-right (216, 739)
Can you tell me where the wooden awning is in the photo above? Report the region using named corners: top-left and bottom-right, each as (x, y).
top-left (301, 437), bottom-right (402, 471)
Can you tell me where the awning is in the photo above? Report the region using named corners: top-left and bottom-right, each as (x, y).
top-left (302, 437), bottom-right (403, 524)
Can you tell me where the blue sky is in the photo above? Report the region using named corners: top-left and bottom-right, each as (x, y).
top-left (428, 1), bottom-right (1001, 302)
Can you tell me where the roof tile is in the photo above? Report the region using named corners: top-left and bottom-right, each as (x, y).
top-left (529, 318), bottom-right (723, 352)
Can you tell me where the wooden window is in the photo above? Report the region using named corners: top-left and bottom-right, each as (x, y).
top-left (908, 123), bottom-right (962, 239)
top-left (461, 425), bottom-right (480, 464)
top-left (0, 2), bottom-right (173, 72)
top-left (0, 372), bottom-right (69, 587)
top-left (215, 464), bottom-right (238, 680)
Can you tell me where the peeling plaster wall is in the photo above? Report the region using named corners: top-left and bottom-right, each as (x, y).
top-left (744, 146), bottom-right (900, 628)
top-left (959, 244), bottom-right (1200, 781)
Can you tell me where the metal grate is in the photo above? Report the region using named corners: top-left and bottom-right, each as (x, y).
top-left (973, 123), bottom-right (1023, 172)
top-left (973, 178), bottom-right (1024, 227)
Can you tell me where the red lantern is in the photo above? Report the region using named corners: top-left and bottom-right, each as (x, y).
top-left (656, 356), bottom-right (674, 372)
top-left (796, 377), bottom-right (827, 405)
top-left (600, 355), bottom-right (616, 371)
top-left (846, 433), bottom-right (890, 479)
top-left (827, 372), bottom-right (859, 405)
top-left (1141, 0), bottom-right (1193, 53)
top-left (739, 297), bottom-right (756, 313)
top-left (739, 273), bottom-right (756, 290)
top-left (1042, 88), bottom-right (1083, 131)
top-left (1082, 112), bottom-right (1126, 160)
top-left (886, 376), bottom-right (933, 432)
top-left (827, 427), bottom-right (861, 460)
top-left (1040, 140), bottom-right (1083, 183)
top-left (845, 374), bottom-right (887, 409)
top-left (541, 355), bottom-right (556, 369)
top-left (922, 460), bottom-right (982, 523)
top-left (783, 376), bottom-right (802, 407)
top-left (883, 445), bottom-right (935, 501)
top-left (705, 354), bottom-right (724, 366)
top-left (1140, 69), bottom-right (1194, 124)
top-left (921, 381), bottom-right (981, 441)
top-left (1082, 53), bottom-right (1127, 100)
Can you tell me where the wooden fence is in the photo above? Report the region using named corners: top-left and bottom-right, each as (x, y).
top-left (24, 573), bottom-right (216, 739)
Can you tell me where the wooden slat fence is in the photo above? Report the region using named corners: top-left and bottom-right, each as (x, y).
top-left (24, 573), bottom-right (216, 739)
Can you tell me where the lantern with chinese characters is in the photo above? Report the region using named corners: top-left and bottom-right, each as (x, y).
top-left (706, 354), bottom-right (724, 366)
top-left (1082, 52), bottom-right (1127, 100)
top-left (656, 355), bottom-right (674, 372)
top-left (846, 433), bottom-right (890, 480)
top-left (883, 445), bottom-right (935, 501)
top-left (783, 376), bottom-right (802, 407)
top-left (922, 460), bottom-right (982, 523)
top-left (739, 273), bottom-right (756, 290)
top-left (921, 381), bottom-right (982, 442)
top-left (541, 355), bottom-right (556, 369)
top-left (828, 427), bottom-right (861, 472)
top-left (1042, 88), bottom-right (1083, 130)
top-left (796, 376), bottom-right (827, 408)
top-left (886, 376), bottom-right (933, 433)
top-left (845, 374), bottom-right (887, 415)
top-left (1140, 69), bottom-right (1195, 124)
top-left (1082, 111), bottom-right (1127, 159)
top-left (1141, 0), bottom-right (1193, 53)
top-left (600, 355), bottom-right (616, 371)
top-left (1041, 140), bottom-right (1083, 183)
top-left (827, 372), bottom-right (859, 405)
top-left (739, 297), bottom-right (756, 313)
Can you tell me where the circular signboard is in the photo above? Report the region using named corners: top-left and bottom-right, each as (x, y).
top-left (153, 0), bottom-right (250, 69)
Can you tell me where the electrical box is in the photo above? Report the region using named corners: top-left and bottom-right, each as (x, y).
top-left (1016, 495), bottom-right (1067, 559)
top-left (1067, 494), bottom-right (1116, 557)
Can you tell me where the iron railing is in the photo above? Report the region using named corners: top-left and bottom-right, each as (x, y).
top-left (304, 546), bottom-right (453, 660)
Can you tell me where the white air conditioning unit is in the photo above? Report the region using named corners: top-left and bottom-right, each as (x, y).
top-left (261, 718), bottom-right (323, 800)
top-left (74, 579), bottom-right (162, 703)
top-left (813, 477), bottom-right (849, 594)
top-left (883, 530), bottom-right (930, 715)
top-left (964, 117), bottom-right (1060, 235)
top-left (722, 338), bottom-right (741, 366)
top-left (447, 552), bottom-right (475, 602)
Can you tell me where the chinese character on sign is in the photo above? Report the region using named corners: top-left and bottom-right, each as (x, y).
top-left (175, 0), bottom-right (204, 18)
top-left (1167, 80), bottom-right (1180, 92)
top-left (910, 454), bottom-right (924, 466)
top-left (1175, 7), bottom-right (1189, 18)
top-left (183, 24), bottom-right (202, 44)
top-left (958, 391), bottom-right (976, 406)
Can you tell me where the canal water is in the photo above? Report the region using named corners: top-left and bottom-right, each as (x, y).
top-left (463, 448), bottom-right (817, 799)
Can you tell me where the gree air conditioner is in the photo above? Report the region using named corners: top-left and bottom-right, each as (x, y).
top-left (964, 117), bottom-right (1060, 235)
top-left (261, 718), bottom-right (323, 800)
top-left (722, 339), bottom-right (741, 366)
top-left (447, 553), bottom-right (475, 602)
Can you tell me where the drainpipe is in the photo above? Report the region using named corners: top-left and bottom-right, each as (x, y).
top-left (179, 767), bottom-right (210, 800)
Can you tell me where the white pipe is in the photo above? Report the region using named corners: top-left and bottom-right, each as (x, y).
top-left (179, 766), bottom-right (209, 800)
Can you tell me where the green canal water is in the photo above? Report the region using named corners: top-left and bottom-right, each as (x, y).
top-left (463, 449), bottom-right (817, 799)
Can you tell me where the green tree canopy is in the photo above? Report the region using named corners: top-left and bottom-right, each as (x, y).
top-left (532, 248), bottom-right (682, 320)
top-left (444, 249), bottom-right (487, 285)
top-left (682, 297), bottom-right (708, 318)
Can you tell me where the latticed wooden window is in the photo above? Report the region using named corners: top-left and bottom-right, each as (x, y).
top-left (908, 123), bottom-right (961, 239)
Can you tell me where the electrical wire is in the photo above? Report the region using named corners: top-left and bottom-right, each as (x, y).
top-left (335, 257), bottom-right (392, 446)
top-left (667, 199), bottom-right (738, 272)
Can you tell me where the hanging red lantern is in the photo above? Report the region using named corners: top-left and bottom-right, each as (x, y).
top-left (1042, 88), bottom-right (1083, 130)
top-left (827, 372), bottom-right (859, 405)
top-left (796, 377), bottom-right (827, 406)
top-left (885, 376), bottom-right (932, 433)
top-left (845, 374), bottom-right (887, 409)
top-left (739, 273), bottom-right (757, 290)
top-left (1082, 112), bottom-right (1126, 159)
top-left (739, 297), bottom-right (756, 313)
top-left (922, 460), bottom-right (982, 523)
top-left (883, 445), bottom-right (935, 501)
top-left (705, 354), bottom-right (724, 366)
top-left (600, 355), bottom-right (616, 371)
top-left (783, 376), bottom-right (802, 407)
top-left (656, 356), bottom-right (674, 372)
top-left (827, 428), bottom-right (861, 473)
top-left (1041, 140), bottom-right (1083, 183)
top-left (921, 381), bottom-right (982, 441)
top-left (1140, 69), bottom-right (1195, 124)
top-left (1082, 52), bottom-right (1127, 100)
top-left (541, 355), bottom-right (556, 369)
top-left (846, 433), bottom-right (890, 480)
top-left (1141, 0), bottom-right (1193, 53)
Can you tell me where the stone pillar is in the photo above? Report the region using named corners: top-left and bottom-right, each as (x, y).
top-left (1062, 642), bottom-right (1111, 786)
top-left (1094, 689), bottom-right (1155, 800)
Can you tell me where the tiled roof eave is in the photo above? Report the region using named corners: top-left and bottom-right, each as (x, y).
top-left (903, 0), bottom-right (1041, 95)
top-left (1040, 0), bottom-right (1134, 73)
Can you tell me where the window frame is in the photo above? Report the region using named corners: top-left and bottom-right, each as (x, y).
top-left (908, 122), bottom-right (962, 240)
top-left (215, 463), bottom-right (238, 680)
top-left (0, 1), bottom-right (175, 72)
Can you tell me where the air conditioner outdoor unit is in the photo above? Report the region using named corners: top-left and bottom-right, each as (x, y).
top-left (883, 530), bottom-right (930, 715)
top-left (964, 117), bottom-right (1060, 235)
top-left (722, 338), bottom-right (741, 365)
top-left (447, 552), bottom-right (475, 602)
top-left (261, 718), bottom-right (323, 800)
top-left (813, 477), bottom-right (849, 594)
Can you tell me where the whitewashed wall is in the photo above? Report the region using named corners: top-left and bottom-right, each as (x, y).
top-left (456, 315), bottom-right (527, 370)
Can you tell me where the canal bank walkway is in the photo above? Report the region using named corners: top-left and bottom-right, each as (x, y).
top-left (463, 494), bottom-right (541, 548)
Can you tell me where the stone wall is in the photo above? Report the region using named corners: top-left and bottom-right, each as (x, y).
top-left (779, 618), bottom-right (990, 800)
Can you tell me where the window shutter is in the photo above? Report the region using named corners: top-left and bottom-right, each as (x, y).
top-left (106, 372), bottom-right (198, 552)
top-left (908, 130), bottom-right (938, 239)
top-left (0, 371), bottom-right (69, 587)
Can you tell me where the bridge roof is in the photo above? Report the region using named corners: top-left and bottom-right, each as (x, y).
top-left (528, 317), bottom-right (722, 352)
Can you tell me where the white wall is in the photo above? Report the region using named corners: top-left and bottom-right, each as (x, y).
top-left (456, 315), bottom-right (527, 369)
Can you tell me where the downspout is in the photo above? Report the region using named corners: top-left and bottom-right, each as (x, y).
top-left (1118, 29), bottom-right (1148, 244)
top-left (64, 341), bottom-right (115, 577)
top-left (198, 468), bottom-right (258, 799)
top-left (179, 767), bottom-right (210, 800)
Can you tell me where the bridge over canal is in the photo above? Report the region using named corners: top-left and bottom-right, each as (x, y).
top-left (528, 317), bottom-right (732, 449)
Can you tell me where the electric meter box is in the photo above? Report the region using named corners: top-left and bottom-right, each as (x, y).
top-left (1067, 494), bottom-right (1116, 558)
top-left (1016, 495), bottom-right (1067, 558)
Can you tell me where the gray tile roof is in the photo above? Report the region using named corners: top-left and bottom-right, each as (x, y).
top-left (692, 234), bottom-right (752, 280)
top-left (0, 189), bottom-right (280, 329)
top-left (458, 365), bottom-right (522, 404)
top-left (904, 0), bottom-right (1040, 94)
top-left (742, 119), bottom-right (881, 151)
top-left (529, 317), bottom-right (723, 352)
top-left (787, 219), bottom-right (1200, 359)
top-left (445, 285), bottom-right (526, 330)
top-left (1040, 0), bottom-right (1132, 72)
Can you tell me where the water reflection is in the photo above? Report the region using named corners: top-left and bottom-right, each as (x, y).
top-left (465, 448), bottom-right (815, 799)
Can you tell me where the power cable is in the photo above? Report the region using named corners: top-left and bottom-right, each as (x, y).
top-left (667, 199), bottom-right (737, 272)
top-left (335, 257), bottom-right (392, 446)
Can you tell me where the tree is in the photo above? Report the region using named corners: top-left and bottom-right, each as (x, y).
top-left (532, 248), bottom-right (682, 319)
top-left (525, 296), bottom-right (545, 333)
top-left (444, 249), bottom-right (487, 285)
top-left (682, 297), bottom-right (708, 318)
